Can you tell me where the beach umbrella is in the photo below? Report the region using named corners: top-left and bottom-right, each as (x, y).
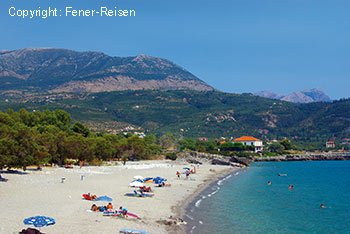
top-left (153, 177), bottom-right (167, 184)
top-left (95, 195), bottom-right (113, 202)
top-left (129, 181), bottom-right (143, 187)
top-left (133, 175), bottom-right (144, 180)
top-left (183, 167), bottom-right (190, 170)
top-left (131, 179), bottom-right (144, 183)
top-left (24, 216), bottom-right (56, 228)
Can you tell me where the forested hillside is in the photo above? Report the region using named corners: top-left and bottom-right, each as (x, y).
top-left (1, 90), bottom-right (349, 145)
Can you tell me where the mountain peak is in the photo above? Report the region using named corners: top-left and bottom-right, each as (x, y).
top-left (254, 88), bottom-right (332, 103)
top-left (0, 48), bottom-right (214, 94)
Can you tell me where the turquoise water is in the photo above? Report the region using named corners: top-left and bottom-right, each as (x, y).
top-left (186, 161), bottom-right (350, 234)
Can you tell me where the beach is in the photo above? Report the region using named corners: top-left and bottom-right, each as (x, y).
top-left (0, 160), bottom-right (237, 234)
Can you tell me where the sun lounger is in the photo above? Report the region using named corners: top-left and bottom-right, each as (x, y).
top-left (120, 228), bottom-right (148, 234)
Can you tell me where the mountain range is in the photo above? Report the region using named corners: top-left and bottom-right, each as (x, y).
top-left (254, 88), bottom-right (332, 103)
top-left (0, 48), bottom-right (214, 94)
top-left (0, 48), bottom-right (333, 104)
top-left (0, 48), bottom-right (348, 146)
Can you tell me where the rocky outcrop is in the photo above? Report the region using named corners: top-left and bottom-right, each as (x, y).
top-left (177, 152), bottom-right (350, 167)
top-left (176, 151), bottom-right (250, 167)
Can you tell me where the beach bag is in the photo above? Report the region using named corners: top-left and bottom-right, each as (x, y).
top-left (19, 228), bottom-right (45, 234)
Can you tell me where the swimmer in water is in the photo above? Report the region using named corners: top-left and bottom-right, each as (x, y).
top-left (320, 204), bottom-right (325, 208)
top-left (289, 185), bottom-right (294, 190)
top-left (267, 181), bottom-right (271, 185)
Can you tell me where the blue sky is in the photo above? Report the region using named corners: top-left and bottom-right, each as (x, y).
top-left (1, 0), bottom-right (349, 99)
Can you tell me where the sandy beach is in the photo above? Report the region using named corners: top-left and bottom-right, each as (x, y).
top-left (0, 160), bottom-right (237, 234)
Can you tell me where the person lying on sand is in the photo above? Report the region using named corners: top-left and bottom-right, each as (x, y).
top-left (91, 204), bottom-right (99, 212)
top-left (86, 193), bottom-right (98, 200)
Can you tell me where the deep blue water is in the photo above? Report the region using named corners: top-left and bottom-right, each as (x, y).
top-left (186, 161), bottom-right (350, 234)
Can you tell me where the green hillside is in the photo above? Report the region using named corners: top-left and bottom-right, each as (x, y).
top-left (1, 90), bottom-right (349, 145)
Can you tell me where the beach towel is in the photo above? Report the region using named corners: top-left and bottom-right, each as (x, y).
top-left (95, 195), bottom-right (112, 202)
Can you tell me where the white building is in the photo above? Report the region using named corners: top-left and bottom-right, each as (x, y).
top-left (232, 136), bottom-right (263, 152)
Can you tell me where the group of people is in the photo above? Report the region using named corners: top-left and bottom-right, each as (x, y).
top-left (90, 203), bottom-right (129, 217)
top-left (267, 175), bottom-right (326, 208)
top-left (176, 166), bottom-right (196, 180)
top-left (267, 181), bottom-right (293, 189)
top-left (90, 202), bottom-right (113, 212)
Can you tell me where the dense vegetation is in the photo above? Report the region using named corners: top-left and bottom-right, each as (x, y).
top-left (0, 109), bottom-right (163, 170)
top-left (1, 90), bottom-right (349, 149)
top-left (178, 138), bottom-right (295, 157)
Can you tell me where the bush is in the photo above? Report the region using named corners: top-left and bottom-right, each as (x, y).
top-left (262, 151), bottom-right (277, 157)
top-left (165, 152), bottom-right (177, 160)
top-left (234, 151), bottom-right (256, 157)
top-left (89, 158), bottom-right (103, 166)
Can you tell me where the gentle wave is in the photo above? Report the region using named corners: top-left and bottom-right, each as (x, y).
top-left (195, 199), bottom-right (202, 207)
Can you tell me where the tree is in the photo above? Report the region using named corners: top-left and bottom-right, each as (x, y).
top-left (158, 132), bottom-right (175, 150)
top-left (178, 138), bottom-right (196, 151)
top-left (280, 139), bottom-right (293, 150)
top-left (219, 142), bottom-right (244, 152)
top-left (72, 121), bottom-right (90, 137)
top-left (94, 137), bottom-right (114, 160)
top-left (268, 142), bottom-right (284, 153)
top-left (0, 138), bottom-right (17, 169)
top-left (54, 109), bottom-right (72, 130)
top-left (32, 145), bottom-right (51, 169)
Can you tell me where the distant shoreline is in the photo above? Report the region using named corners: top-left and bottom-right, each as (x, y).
top-left (253, 152), bottom-right (350, 162)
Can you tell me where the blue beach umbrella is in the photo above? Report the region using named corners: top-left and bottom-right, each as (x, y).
top-left (95, 195), bottom-right (113, 202)
top-left (153, 177), bottom-right (167, 184)
top-left (183, 167), bottom-right (190, 170)
top-left (24, 216), bottom-right (56, 228)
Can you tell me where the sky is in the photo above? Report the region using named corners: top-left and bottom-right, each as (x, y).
top-left (1, 0), bottom-right (349, 99)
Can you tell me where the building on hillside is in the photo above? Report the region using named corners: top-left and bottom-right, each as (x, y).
top-left (232, 136), bottom-right (263, 152)
top-left (326, 141), bottom-right (336, 148)
top-left (198, 137), bottom-right (208, 141)
top-left (342, 138), bottom-right (350, 145)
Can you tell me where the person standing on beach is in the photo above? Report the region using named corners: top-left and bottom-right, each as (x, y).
top-left (186, 170), bottom-right (190, 179)
top-left (176, 171), bottom-right (180, 179)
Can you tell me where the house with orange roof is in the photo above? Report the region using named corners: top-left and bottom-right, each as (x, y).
top-left (326, 141), bottom-right (336, 148)
top-left (232, 136), bottom-right (263, 152)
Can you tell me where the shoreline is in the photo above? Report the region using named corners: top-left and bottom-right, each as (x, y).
top-left (171, 166), bottom-right (240, 234)
top-left (0, 160), bottom-right (239, 234)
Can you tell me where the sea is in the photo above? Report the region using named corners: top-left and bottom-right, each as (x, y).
top-left (184, 161), bottom-right (350, 234)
